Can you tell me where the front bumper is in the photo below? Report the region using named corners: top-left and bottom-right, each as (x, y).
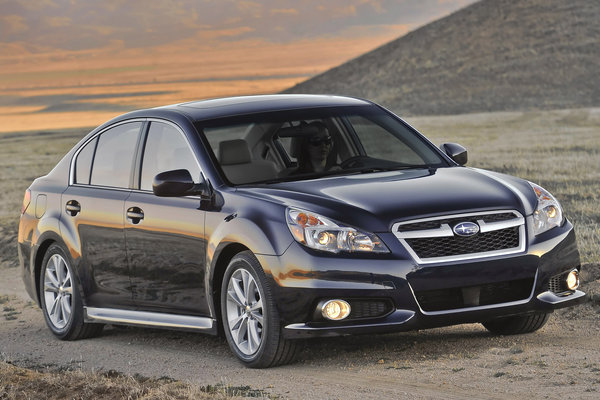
top-left (259, 219), bottom-right (585, 339)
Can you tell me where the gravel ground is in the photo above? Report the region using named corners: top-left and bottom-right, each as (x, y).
top-left (1, 262), bottom-right (599, 400)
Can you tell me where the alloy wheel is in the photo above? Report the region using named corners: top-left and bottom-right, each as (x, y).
top-left (43, 254), bottom-right (73, 330)
top-left (225, 268), bottom-right (264, 355)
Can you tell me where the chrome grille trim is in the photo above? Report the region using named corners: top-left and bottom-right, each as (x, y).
top-left (478, 216), bottom-right (524, 232)
top-left (392, 210), bottom-right (526, 264)
top-left (395, 224), bottom-right (453, 239)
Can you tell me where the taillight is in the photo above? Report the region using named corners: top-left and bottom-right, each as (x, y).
top-left (21, 189), bottom-right (31, 214)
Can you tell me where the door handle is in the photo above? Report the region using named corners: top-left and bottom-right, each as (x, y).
top-left (65, 200), bottom-right (81, 216)
top-left (126, 207), bottom-right (144, 224)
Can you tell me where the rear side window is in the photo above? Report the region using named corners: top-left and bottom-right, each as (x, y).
top-left (89, 122), bottom-right (142, 188)
top-left (140, 122), bottom-right (201, 191)
top-left (74, 137), bottom-right (97, 185)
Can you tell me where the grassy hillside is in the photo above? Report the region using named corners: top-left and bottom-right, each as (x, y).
top-left (285, 0), bottom-right (600, 115)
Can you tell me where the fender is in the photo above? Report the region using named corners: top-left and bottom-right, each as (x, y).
top-left (204, 208), bottom-right (294, 318)
top-left (26, 230), bottom-right (88, 311)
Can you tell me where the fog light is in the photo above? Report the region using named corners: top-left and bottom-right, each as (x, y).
top-left (566, 269), bottom-right (579, 291)
top-left (321, 300), bottom-right (351, 320)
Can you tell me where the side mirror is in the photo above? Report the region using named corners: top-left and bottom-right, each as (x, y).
top-left (153, 169), bottom-right (210, 198)
top-left (440, 143), bottom-right (468, 166)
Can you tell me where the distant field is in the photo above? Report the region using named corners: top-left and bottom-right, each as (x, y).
top-left (0, 107), bottom-right (598, 268)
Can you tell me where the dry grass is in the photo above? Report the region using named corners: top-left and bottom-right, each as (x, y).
top-left (0, 360), bottom-right (265, 399)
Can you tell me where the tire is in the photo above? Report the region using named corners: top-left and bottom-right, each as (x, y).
top-left (39, 243), bottom-right (103, 340)
top-left (482, 312), bottom-right (550, 335)
top-left (221, 250), bottom-right (298, 368)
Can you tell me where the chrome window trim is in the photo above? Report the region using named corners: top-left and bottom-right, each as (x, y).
top-left (69, 118), bottom-right (205, 188)
top-left (85, 307), bottom-right (214, 330)
top-left (408, 270), bottom-right (538, 316)
top-left (139, 118), bottom-right (205, 190)
top-left (69, 183), bottom-right (131, 193)
top-left (129, 188), bottom-right (203, 200)
top-left (392, 210), bottom-right (526, 265)
top-left (69, 118), bottom-right (146, 186)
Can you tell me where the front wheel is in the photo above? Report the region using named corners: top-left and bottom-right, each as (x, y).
top-left (482, 312), bottom-right (550, 335)
top-left (221, 251), bottom-right (298, 368)
top-left (40, 243), bottom-right (103, 340)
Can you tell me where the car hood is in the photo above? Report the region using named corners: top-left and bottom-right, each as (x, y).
top-left (236, 167), bottom-right (537, 232)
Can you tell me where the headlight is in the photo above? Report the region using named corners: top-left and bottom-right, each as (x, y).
top-left (528, 182), bottom-right (564, 235)
top-left (286, 208), bottom-right (389, 253)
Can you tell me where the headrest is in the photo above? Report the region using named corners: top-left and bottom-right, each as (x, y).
top-left (289, 136), bottom-right (303, 158)
top-left (219, 139), bottom-right (251, 165)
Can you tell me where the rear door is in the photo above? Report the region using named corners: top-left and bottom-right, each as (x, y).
top-left (62, 121), bottom-right (143, 309)
top-left (124, 120), bottom-right (208, 316)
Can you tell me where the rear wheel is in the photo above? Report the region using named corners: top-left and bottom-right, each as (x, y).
top-left (221, 251), bottom-right (298, 368)
top-left (482, 312), bottom-right (550, 335)
top-left (40, 244), bottom-right (103, 340)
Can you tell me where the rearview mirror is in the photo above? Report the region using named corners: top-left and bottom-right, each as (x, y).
top-left (440, 143), bottom-right (468, 166)
top-left (153, 169), bottom-right (210, 198)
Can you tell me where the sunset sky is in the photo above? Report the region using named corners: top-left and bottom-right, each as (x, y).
top-left (0, 0), bottom-right (476, 132)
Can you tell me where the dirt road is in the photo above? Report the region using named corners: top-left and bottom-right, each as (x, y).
top-left (1, 262), bottom-right (599, 399)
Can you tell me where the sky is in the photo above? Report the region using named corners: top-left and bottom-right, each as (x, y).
top-left (0, 0), bottom-right (477, 132)
top-left (1, 0), bottom-right (476, 53)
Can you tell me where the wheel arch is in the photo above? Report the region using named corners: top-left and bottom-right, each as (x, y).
top-left (33, 234), bottom-right (86, 308)
top-left (33, 238), bottom-right (56, 305)
top-left (208, 242), bottom-right (250, 334)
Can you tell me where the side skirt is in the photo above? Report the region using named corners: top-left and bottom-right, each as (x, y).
top-left (85, 307), bottom-right (216, 334)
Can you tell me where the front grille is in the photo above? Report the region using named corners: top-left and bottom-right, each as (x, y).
top-left (548, 271), bottom-right (573, 295)
top-left (392, 210), bottom-right (525, 263)
top-left (406, 227), bottom-right (519, 259)
top-left (347, 299), bottom-right (394, 320)
top-left (414, 278), bottom-right (534, 312)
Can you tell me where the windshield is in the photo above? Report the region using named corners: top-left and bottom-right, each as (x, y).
top-left (197, 105), bottom-right (448, 185)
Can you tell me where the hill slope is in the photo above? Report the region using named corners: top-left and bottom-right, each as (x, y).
top-left (284, 0), bottom-right (600, 115)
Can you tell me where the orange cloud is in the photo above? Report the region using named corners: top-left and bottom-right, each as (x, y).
top-left (197, 26), bottom-right (256, 40)
top-left (237, 1), bottom-right (262, 17)
top-left (270, 8), bottom-right (299, 16)
top-left (0, 15), bottom-right (28, 36)
top-left (44, 16), bottom-right (72, 28)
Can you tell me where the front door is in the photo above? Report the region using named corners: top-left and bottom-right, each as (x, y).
top-left (124, 121), bottom-right (208, 316)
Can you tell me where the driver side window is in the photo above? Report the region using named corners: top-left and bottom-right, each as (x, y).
top-left (140, 122), bottom-right (201, 191)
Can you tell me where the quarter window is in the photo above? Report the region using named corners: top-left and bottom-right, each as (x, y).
top-left (89, 122), bottom-right (142, 188)
top-left (74, 137), bottom-right (97, 185)
top-left (140, 122), bottom-right (201, 191)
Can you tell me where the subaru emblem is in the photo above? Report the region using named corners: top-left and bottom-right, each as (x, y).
top-left (453, 222), bottom-right (480, 237)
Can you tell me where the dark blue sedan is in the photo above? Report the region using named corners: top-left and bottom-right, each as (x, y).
top-left (18, 95), bottom-right (585, 367)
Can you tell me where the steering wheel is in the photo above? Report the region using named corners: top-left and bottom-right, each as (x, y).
top-left (340, 156), bottom-right (367, 169)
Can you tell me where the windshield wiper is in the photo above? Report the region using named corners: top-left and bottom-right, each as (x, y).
top-left (354, 165), bottom-right (431, 174)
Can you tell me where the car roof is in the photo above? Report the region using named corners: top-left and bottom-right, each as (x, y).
top-left (159, 94), bottom-right (372, 121)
